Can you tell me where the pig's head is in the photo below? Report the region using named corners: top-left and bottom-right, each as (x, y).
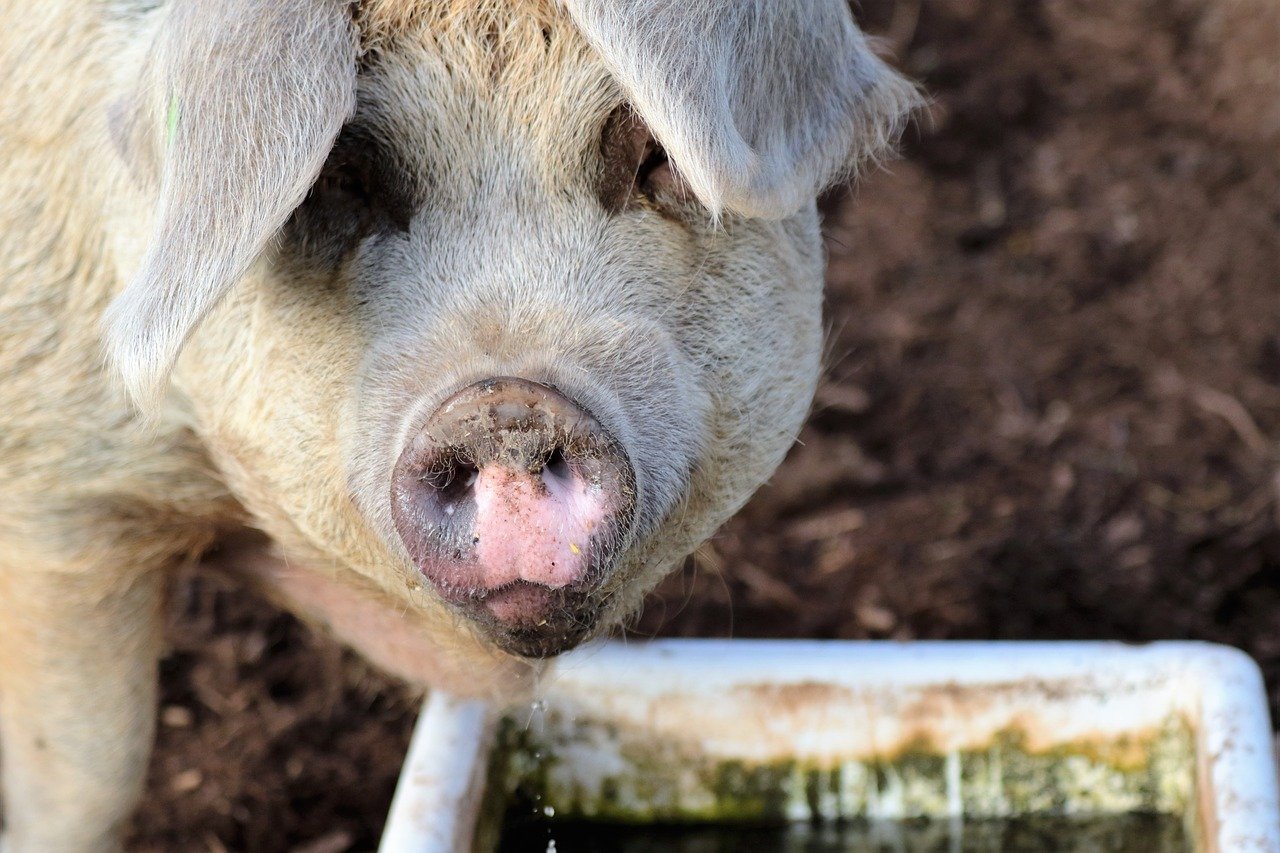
top-left (102, 0), bottom-right (919, 668)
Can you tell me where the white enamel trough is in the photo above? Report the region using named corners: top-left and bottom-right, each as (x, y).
top-left (379, 641), bottom-right (1280, 852)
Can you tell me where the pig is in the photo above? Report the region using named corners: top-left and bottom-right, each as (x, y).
top-left (0, 0), bottom-right (919, 848)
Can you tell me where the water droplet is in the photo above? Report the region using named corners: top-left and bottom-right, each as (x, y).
top-left (543, 805), bottom-right (556, 817)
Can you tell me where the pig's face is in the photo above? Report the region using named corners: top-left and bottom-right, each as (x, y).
top-left (104, 0), bottom-right (918, 664)
top-left (336, 20), bottom-right (830, 656)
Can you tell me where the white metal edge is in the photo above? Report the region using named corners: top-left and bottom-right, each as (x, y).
top-left (1181, 644), bottom-right (1280, 852)
top-left (379, 692), bottom-right (495, 853)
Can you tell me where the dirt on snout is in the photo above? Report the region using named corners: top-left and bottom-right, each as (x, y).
top-left (128, 0), bottom-right (1280, 849)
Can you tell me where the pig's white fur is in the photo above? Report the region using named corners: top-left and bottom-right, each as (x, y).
top-left (105, 0), bottom-right (919, 405)
top-left (103, 0), bottom-right (359, 410)
top-left (0, 0), bottom-right (918, 848)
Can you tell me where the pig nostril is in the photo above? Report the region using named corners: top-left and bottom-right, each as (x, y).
top-left (543, 447), bottom-right (572, 485)
top-left (421, 455), bottom-right (479, 505)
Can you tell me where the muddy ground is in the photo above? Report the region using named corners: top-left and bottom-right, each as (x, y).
top-left (128, 0), bottom-right (1280, 849)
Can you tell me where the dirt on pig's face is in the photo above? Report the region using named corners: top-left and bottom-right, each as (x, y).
top-left (169, 3), bottom-right (825, 663)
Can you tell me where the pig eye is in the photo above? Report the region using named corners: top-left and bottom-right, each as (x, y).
top-left (305, 163), bottom-right (374, 230)
top-left (281, 124), bottom-right (421, 270)
top-left (597, 105), bottom-right (693, 214)
top-left (635, 138), bottom-right (674, 197)
top-left (319, 163), bottom-right (370, 207)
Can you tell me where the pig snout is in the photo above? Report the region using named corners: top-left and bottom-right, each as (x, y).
top-left (390, 377), bottom-right (636, 657)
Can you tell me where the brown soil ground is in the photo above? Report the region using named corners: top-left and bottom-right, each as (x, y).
top-left (128, 0), bottom-right (1280, 849)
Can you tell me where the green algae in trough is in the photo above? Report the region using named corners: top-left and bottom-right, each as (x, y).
top-left (486, 711), bottom-right (1195, 826)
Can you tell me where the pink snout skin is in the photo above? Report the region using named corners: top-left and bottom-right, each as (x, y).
top-left (472, 465), bottom-right (610, 604)
top-left (389, 377), bottom-right (637, 654)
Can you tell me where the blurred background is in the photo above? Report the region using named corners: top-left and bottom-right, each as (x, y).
top-left (129, 0), bottom-right (1280, 848)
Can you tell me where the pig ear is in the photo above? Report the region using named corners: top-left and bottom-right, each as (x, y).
top-left (103, 0), bottom-right (358, 411)
top-left (562, 0), bottom-right (923, 219)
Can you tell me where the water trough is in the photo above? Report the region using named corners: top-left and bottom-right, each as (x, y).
top-left (379, 640), bottom-right (1280, 851)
